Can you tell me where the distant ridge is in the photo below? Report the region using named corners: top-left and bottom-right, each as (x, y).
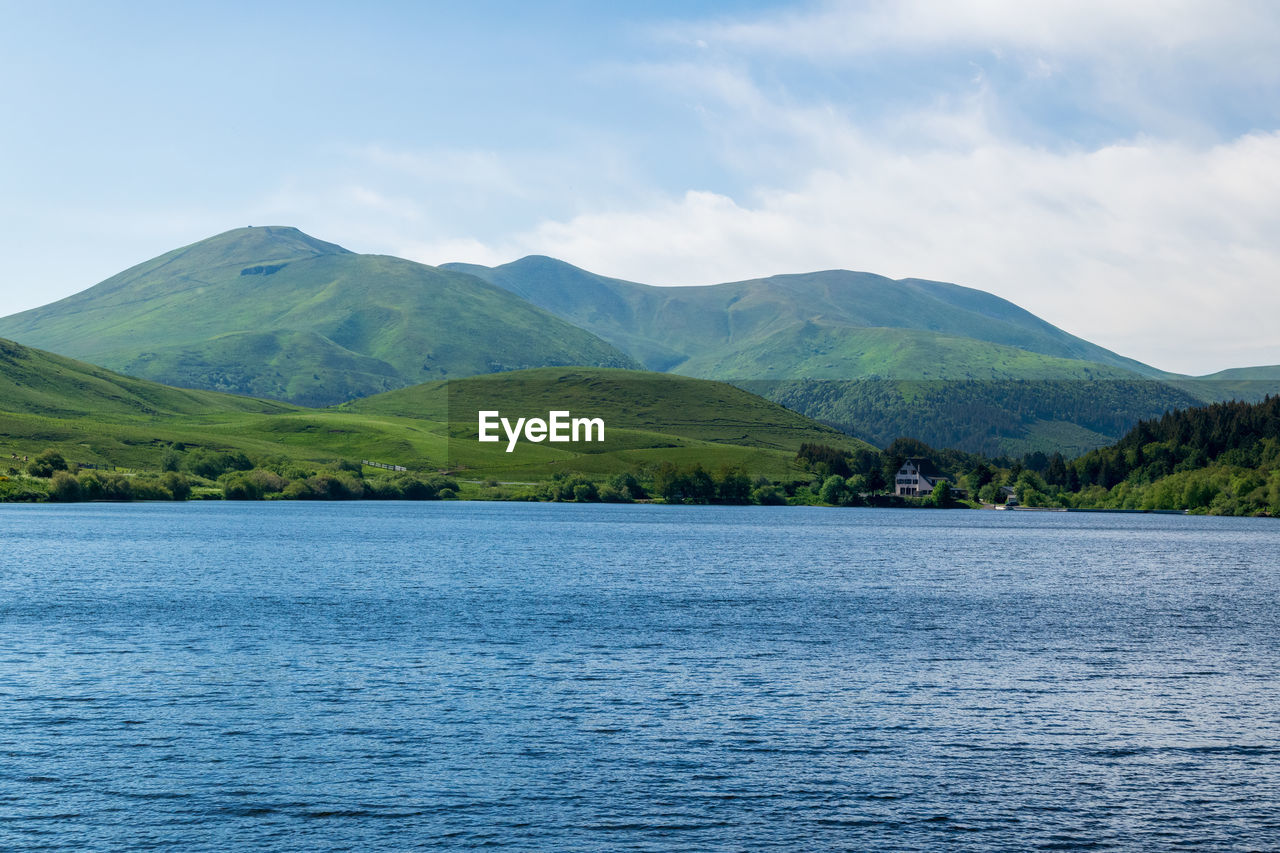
top-left (445, 255), bottom-right (1280, 454)
top-left (443, 255), bottom-right (1167, 380)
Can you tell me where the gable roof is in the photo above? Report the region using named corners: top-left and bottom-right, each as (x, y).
top-left (899, 457), bottom-right (945, 481)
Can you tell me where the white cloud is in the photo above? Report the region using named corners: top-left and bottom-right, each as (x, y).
top-left (694, 0), bottom-right (1280, 68)
top-left (400, 3), bottom-right (1280, 375)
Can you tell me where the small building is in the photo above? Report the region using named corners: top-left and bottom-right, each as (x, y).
top-left (894, 458), bottom-right (946, 497)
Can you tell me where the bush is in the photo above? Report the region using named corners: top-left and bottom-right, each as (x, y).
top-left (598, 483), bottom-right (632, 503)
top-left (245, 468), bottom-right (288, 494)
top-left (159, 449), bottom-right (182, 472)
top-left (715, 467), bottom-right (752, 504)
top-left (819, 475), bottom-right (849, 506)
top-left (279, 472), bottom-right (367, 500)
top-left (221, 474), bottom-right (264, 500)
top-left (334, 459), bottom-right (364, 475)
top-left (162, 472), bottom-right (192, 501)
top-left (751, 484), bottom-right (786, 505)
top-left (607, 472), bottom-right (646, 501)
top-left (400, 475), bottom-right (447, 500)
top-left (48, 470), bottom-right (83, 502)
top-left (131, 476), bottom-right (176, 501)
top-left (364, 478), bottom-right (404, 500)
top-left (26, 449), bottom-right (68, 478)
top-left (76, 470), bottom-right (132, 500)
top-left (282, 479), bottom-right (318, 499)
top-left (184, 449), bottom-right (253, 480)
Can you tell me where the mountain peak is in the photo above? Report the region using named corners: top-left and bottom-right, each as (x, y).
top-left (185, 225), bottom-right (353, 264)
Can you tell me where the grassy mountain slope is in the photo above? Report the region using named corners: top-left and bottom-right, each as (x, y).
top-left (0, 341), bottom-right (857, 483)
top-left (1167, 365), bottom-right (1280, 404)
top-left (675, 324), bottom-right (1142, 381)
top-left (0, 227), bottom-right (639, 406)
top-left (0, 337), bottom-right (293, 418)
top-left (1197, 364), bottom-right (1280, 381)
top-left (444, 256), bottom-right (1167, 379)
top-left (445, 255), bottom-right (1210, 454)
top-left (343, 367), bottom-right (874, 479)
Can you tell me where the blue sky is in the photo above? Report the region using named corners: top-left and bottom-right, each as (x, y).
top-left (2, 0), bottom-right (1278, 373)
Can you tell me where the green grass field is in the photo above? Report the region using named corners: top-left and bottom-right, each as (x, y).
top-left (0, 341), bottom-right (869, 483)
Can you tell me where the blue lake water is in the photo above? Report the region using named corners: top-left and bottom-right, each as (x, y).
top-left (1, 502), bottom-right (1278, 851)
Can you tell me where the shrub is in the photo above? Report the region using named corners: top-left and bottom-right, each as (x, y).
top-left (282, 479), bottom-right (318, 499)
top-left (607, 472), bottom-right (646, 501)
top-left (221, 474), bottom-right (264, 500)
top-left (27, 449), bottom-right (68, 478)
top-left (48, 470), bottom-right (83, 502)
top-left (159, 448), bottom-right (182, 472)
top-left (334, 458), bottom-right (364, 475)
top-left (245, 468), bottom-right (288, 494)
top-left (715, 467), bottom-right (752, 504)
top-left (364, 478), bottom-right (404, 500)
top-left (184, 449), bottom-right (253, 479)
top-left (751, 484), bottom-right (786, 505)
top-left (396, 475), bottom-right (439, 500)
top-left (77, 471), bottom-right (132, 500)
top-left (162, 472), bottom-right (192, 501)
top-left (819, 475), bottom-right (849, 506)
top-left (131, 477), bottom-right (176, 501)
top-left (598, 483), bottom-right (631, 503)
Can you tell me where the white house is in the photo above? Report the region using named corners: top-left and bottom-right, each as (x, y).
top-left (894, 458), bottom-right (946, 497)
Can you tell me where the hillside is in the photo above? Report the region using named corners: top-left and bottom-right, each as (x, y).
top-left (0, 227), bottom-right (638, 406)
top-left (752, 377), bottom-right (1207, 457)
top-left (343, 367), bottom-right (875, 478)
top-left (443, 256), bottom-right (1167, 379)
top-left (1169, 365), bottom-right (1280, 405)
top-left (993, 395), bottom-right (1280, 515)
top-left (445, 255), bottom-right (1229, 453)
top-left (0, 337), bottom-right (293, 418)
top-left (0, 341), bottom-right (861, 483)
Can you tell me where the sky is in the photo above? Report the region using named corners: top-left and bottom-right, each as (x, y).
top-left (2, 0), bottom-right (1278, 374)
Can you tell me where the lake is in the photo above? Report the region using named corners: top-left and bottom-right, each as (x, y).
top-left (1, 502), bottom-right (1278, 851)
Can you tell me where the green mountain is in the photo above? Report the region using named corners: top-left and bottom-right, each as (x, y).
top-left (443, 255), bottom-right (1166, 380)
top-left (0, 227), bottom-right (638, 407)
top-left (6, 226), bottom-right (1275, 459)
top-left (1169, 365), bottom-right (1280, 405)
top-left (444, 256), bottom-right (1226, 454)
top-left (0, 339), bottom-right (862, 483)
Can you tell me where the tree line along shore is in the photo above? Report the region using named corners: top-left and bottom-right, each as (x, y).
top-left (3, 393), bottom-right (1276, 515)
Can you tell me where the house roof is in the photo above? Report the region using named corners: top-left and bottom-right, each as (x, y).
top-left (900, 457), bottom-right (945, 481)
